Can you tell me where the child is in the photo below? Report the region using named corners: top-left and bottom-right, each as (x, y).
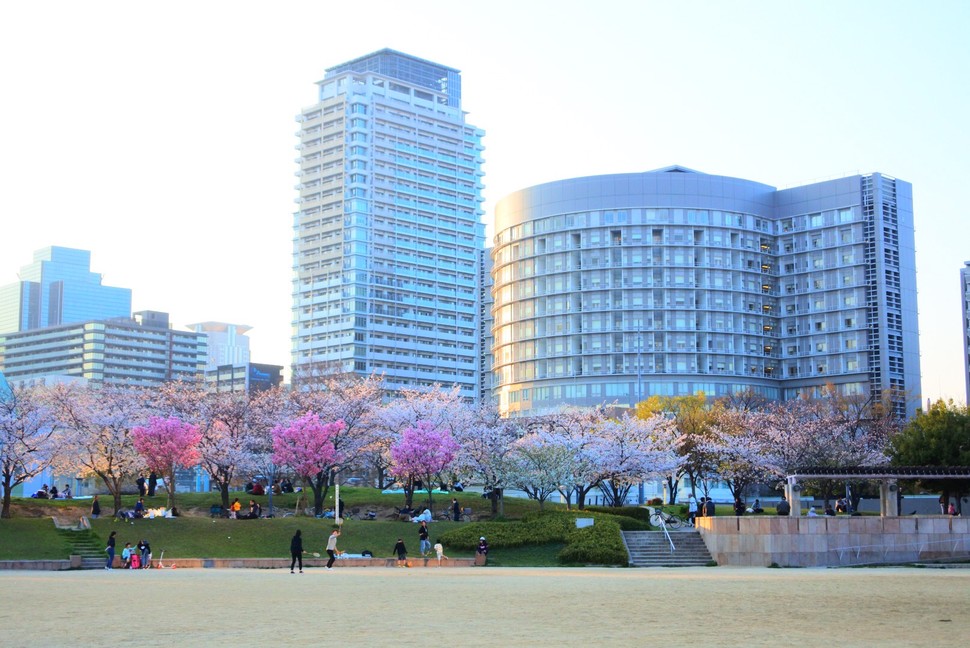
top-left (433, 539), bottom-right (448, 567)
top-left (393, 538), bottom-right (408, 567)
top-left (121, 542), bottom-right (133, 569)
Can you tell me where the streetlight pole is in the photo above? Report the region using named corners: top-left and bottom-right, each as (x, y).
top-left (636, 321), bottom-right (645, 505)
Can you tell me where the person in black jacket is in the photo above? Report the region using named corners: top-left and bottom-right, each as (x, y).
top-left (105, 531), bottom-right (117, 570)
top-left (452, 497), bottom-right (461, 522)
top-left (290, 530), bottom-right (304, 574)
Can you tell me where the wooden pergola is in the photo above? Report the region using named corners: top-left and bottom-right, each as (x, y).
top-left (784, 466), bottom-right (970, 517)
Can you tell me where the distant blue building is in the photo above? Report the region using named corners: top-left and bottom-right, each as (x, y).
top-left (0, 246), bottom-right (131, 333)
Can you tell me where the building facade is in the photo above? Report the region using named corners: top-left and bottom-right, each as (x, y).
top-left (0, 246), bottom-right (131, 334)
top-left (0, 311), bottom-right (207, 387)
top-left (190, 321), bottom-right (252, 370)
top-left (491, 167), bottom-right (920, 417)
top-left (962, 261), bottom-right (970, 404)
top-left (205, 362), bottom-right (284, 393)
top-left (478, 248), bottom-right (495, 404)
top-left (292, 49), bottom-right (485, 399)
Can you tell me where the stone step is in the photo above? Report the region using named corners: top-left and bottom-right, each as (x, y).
top-left (622, 530), bottom-right (715, 567)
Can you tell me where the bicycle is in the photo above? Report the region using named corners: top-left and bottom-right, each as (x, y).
top-left (649, 508), bottom-right (684, 529)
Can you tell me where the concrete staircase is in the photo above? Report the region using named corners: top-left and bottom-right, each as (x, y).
top-left (622, 529), bottom-right (715, 567)
top-left (55, 529), bottom-right (106, 569)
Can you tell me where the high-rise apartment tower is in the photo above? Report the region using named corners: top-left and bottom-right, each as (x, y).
top-left (292, 50), bottom-right (485, 398)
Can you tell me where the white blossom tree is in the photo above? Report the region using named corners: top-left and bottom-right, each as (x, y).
top-left (454, 404), bottom-right (521, 516)
top-left (506, 431), bottom-right (576, 511)
top-left (0, 384), bottom-right (60, 518)
top-left (593, 412), bottom-right (683, 507)
top-left (46, 382), bottom-right (150, 514)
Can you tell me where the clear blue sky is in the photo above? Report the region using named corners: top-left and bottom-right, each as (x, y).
top-left (1, 1), bottom-right (967, 404)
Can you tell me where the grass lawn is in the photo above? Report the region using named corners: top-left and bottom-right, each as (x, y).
top-left (1, 488), bottom-right (566, 563)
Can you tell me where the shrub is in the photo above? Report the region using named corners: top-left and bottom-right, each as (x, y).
top-left (648, 497), bottom-right (664, 506)
top-left (440, 510), bottom-right (632, 566)
top-left (584, 505), bottom-right (652, 523)
top-left (558, 519), bottom-right (627, 565)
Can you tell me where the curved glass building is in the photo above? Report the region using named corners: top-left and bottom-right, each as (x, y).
top-left (491, 166), bottom-right (920, 417)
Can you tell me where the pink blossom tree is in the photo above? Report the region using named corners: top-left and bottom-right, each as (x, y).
top-left (389, 420), bottom-right (459, 511)
top-left (369, 385), bottom-right (469, 491)
top-left (131, 416), bottom-right (202, 509)
top-left (290, 374), bottom-right (383, 491)
top-left (271, 413), bottom-right (345, 516)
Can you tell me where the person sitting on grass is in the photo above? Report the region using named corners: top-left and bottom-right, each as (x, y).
top-left (410, 508), bottom-right (432, 523)
top-left (393, 538), bottom-right (408, 567)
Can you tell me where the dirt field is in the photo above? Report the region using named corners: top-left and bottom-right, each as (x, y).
top-left (2, 566), bottom-right (967, 647)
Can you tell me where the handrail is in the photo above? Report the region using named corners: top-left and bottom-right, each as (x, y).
top-left (831, 538), bottom-right (969, 565)
top-left (658, 517), bottom-right (675, 553)
top-left (645, 507), bottom-right (676, 552)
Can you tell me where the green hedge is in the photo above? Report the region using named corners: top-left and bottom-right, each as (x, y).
top-left (558, 518), bottom-right (627, 565)
top-left (438, 510), bottom-right (631, 566)
top-left (583, 505), bottom-right (652, 523)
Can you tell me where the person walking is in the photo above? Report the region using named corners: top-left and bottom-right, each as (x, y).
top-left (452, 497), bottom-right (461, 522)
top-left (91, 494), bottom-right (101, 519)
top-left (105, 531), bottom-right (117, 570)
top-left (687, 494), bottom-right (698, 526)
top-left (290, 530), bottom-right (304, 574)
top-left (418, 520), bottom-right (431, 557)
top-left (433, 539), bottom-right (448, 567)
top-left (326, 528), bottom-right (341, 570)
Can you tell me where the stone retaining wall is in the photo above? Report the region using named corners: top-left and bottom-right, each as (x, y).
top-left (695, 515), bottom-right (970, 567)
top-left (0, 555), bottom-right (478, 570)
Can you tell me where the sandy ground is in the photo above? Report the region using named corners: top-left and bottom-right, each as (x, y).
top-left (2, 566), bottom-right (968, 647)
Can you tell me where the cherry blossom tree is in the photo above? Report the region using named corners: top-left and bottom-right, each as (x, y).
top-left (0, 385), bottom-right (60, 518)
top-left (593, 413), bottom-right (683, 507)
top-left (291, 373), bottom-right (383, 489)
top-left (533, 407), bottom-right (605, 509)
top-left (454, 404), bottom-right (521, 516)
top-left (47, 382), bottom-right (150, 514)
top-left (389, 419), bottom-right (459, 511)
top-left (369, 385), bottom-right (469, 497)
top-left (638, 393), bottom-right (722, 503)
top-left (506, 431), bottom-right (576, 511)
top-left (196, 392), bottom-right (265, 510)
top-left (131, 416), bottom-right (202, 509)
top-left (699, 407), bottom-right (778, 502)
top-left (271, 413), bottom-right (345, 516)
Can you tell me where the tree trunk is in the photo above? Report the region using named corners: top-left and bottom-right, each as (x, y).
top-left (165, 467), bottom-right (177, 509)
top-left (1, 476), bottom-right (12, 518)
top-left (490, 488), bottom-right (502, 516)
top-left (219, 482), bottom-right (230, 510)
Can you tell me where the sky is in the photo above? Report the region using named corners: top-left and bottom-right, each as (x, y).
top-left (1, 1), bottom-right (967, 404)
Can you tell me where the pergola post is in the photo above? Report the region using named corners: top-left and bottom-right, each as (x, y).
top-left (879, 479), bottom-right (899, 517)
top-left (787, 477), bottom-right (802, 517)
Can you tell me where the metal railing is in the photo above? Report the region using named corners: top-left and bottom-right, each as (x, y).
top-left (831, 538), bottom-right (970, 566)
